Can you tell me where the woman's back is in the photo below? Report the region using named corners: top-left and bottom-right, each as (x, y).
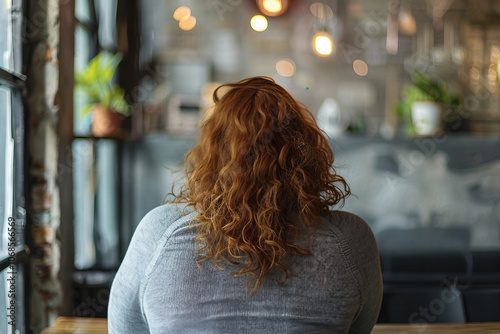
top-left (109, 77), bottom-right (382, 333)
top-left (108, 203), bottom-right (382, 334)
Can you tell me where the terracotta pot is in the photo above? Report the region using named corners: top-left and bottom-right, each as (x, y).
top-left (91, 105), bottom-right (122, 137)
top-left (411, 101), bottom-right (443, 136)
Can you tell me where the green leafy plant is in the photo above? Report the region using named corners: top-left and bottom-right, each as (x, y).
top-left (395, 71), bottom-right (460, 135)
top-left (75, 51), bottom-right (131, 117)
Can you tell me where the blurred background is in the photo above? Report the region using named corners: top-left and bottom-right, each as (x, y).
top-left (1, 0), bottom-right (500, 332)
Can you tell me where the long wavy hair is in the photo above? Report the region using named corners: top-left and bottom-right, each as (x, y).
top-left (166, 76), bottom-right (350, 295)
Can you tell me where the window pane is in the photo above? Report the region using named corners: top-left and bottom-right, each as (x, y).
top-left (0, 86), bottom-right (13, 252)
top-left (0, 264), bottom-right (26, 333)
top-left (11, 89), bottom-right (24, 249)
top-left (73, 139), bottom-right (96, 269)
top-left (75, 25), bottom-right (92, 73)
top-left (73, 139), bottom-right (119, 269)
top-left (11, 0), bottom-right (22, 74)
top-left (95, 140), bottom-right (119, 268)
top-left (95, 0), bottom-right (117, 50)
top-left (0, 268), bottom-right (8, 332)
top-left (0, 0), bottom-right (22, 73)
top-left (74, 25), bottom-right (92, 136)
top-left (0, 0), bottom-right (14, 71)
top-left (75, 0), bottom-right (92, 24)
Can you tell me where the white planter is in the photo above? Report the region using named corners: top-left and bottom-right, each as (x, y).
top-left (411, 101), bottom-right (443, 136)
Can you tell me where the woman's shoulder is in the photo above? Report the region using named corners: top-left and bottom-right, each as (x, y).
top-left (322, 212), bottom-right (382, 332)
top-left (319, 210), bottom-right (379, 258)
top-left (322, 211), bottom-right (374, 237)
top-left (109, 203), bottom-right (197, 333)
top-left (326, 210), bottom-right (366, 223)
top-left (131, 203), bottom-right (196, 247)
top-left (140, 202), bottom-right (194, 225)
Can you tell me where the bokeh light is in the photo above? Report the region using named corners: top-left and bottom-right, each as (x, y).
top-left (263, 0), bottom-right (282, 13)
top-left (310, 3), bottom-right (333, 19)
top-left (173, 6), bottom-right (191, 21)
top-left (399, 9), bottom-right (417, 35)
top-left (353, 59), bottom-right (368, 76)
top-left (257, 0), bottom-right (288, 16)
top-left (275, 59), bottom-right (296, 77)
top-left (251, 15), bottom-right (268, 32)
top-left (179, 15), bottom-right (196, 31)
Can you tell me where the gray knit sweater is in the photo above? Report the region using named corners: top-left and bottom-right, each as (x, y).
top-left (108, 203), bottom-right (382, 334)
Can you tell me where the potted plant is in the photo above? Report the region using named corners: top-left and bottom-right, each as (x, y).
top-left (75, 51), bottom-right (132, 137)
top-left (395, 71), bottom-right (460, 136)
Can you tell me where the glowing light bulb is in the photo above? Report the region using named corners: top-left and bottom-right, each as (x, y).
top-left (313, 32), bottom-right (333, 56)
top-left (173, 6), bottom-right (191, 21)
top-left (263, 0), bottom-right (282, 13)
top-left (399, 9), bottom-right (417, 35)
top-left (250, 15), bottom-right (268, 32)
top-left (257, 0), bottom-right (288, 16)
top-left (179, 15), bottom-right (196, 31)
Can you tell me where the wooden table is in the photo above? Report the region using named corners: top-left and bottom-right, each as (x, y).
top-left (371, 323), bottom-right (500, 333)
top-left (40, 317), bottom-right (107, 333)
top-left (40, 317), bottom-right (500, 333)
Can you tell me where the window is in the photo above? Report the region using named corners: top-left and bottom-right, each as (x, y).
top-left (0, 87), bottom-right (12, 253)
top-left (0, 0), bottom-right (27, 332)
top-left (73, 0), bottom-right (120, 273)
top-left (73, 139), bottom-right (120, 269)
top-left (74, 0), bottom-right (117, 135)
top-left (0, 58), bottom-right (26, 334)
top-left (0, 0), bottom-right (22, 74)
top-left (70, 1), bottom-right (121, 319)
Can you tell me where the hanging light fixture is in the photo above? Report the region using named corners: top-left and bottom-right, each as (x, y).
top-left (256, 0), bottom-right (289, 17)
top-left (310, 2), bottom-right (333, 19)
top-left (312, 2), bottom-right (334, 57)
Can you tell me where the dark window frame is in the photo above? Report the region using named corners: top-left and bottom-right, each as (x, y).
top-left (0, 56), bottom-right (28, 334)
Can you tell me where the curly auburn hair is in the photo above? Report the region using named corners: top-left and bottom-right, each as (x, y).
top-left (167, 76), bottom-right (350, 295)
